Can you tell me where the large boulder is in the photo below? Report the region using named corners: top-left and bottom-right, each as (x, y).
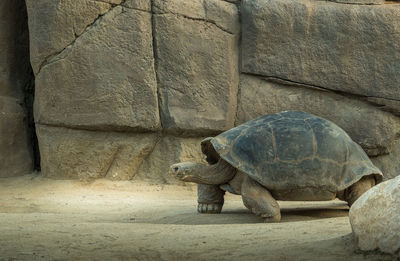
top-left (36, 125), bottom-right (158, 180)
top-left (27, 2), bottom-right (160, 131)
top-left (237, 75), bottom-right (400, 156)
top-left (349, 175), bottom-right (400, 255)
top-left (241, 0), bottom-right (400, 101)
top-left (0, 0), bottom-right (33, 177)
top-left (154, 0), bottom-right (240, 135)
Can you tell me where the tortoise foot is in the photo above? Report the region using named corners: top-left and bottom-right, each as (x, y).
top-left (197, 203), bottom-right (223, 214)
top-left (262, 212), bottom-right (281, 223)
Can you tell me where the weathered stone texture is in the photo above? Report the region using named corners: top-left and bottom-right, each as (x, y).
top-left (154, 0), bottom-right (239, 135)
top-left (237, 75), bottom-right (400, 156)
top-left (37, 125), bottom-right (158, 180)
top-left (372, 139), bottom-right (400, 180)
top-left (123, 0), bottom-right (151, 11)
top-left (32, 5), bottom-right (160, 131)
top-left (0, 0), bottom-right (33, 177)
top-left (154, 0), bottom-right (240, 34)
top-left (329, 0), bottom-right (384, 4)
top-left (26, 0), bottom-right (112, 75)
top-left (22, 0), bottom-right (400, 183)
top-left (242, 0), bottom-right (400, 101)
top-left (349, 176), bottom-right (400, 255)
top-left (134, 136), bottom-right (206, 184)
top-left (0, 97), bottom-right (32, 177)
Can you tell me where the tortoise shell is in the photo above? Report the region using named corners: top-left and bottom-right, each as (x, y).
top-left (207, 111), bottom-right (383, 192)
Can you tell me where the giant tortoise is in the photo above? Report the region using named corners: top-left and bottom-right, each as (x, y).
top-left (170, 111), bottom-right (383, 222)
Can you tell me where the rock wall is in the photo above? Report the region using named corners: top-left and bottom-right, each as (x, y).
top-left (22, 0), bottom-right (400, 182)
top-left (0, 0), bottom-right (34, 177)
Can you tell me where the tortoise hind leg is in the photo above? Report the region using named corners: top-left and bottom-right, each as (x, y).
top-left (241, 175), bottom-right (281, 222)
top-left (340, 175), bottom-right (376, 207)
top-left (197, 184), bottom-right (225, 213)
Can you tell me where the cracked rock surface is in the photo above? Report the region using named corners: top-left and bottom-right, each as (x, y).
top-left (24, 0), bottom-right (400, 181)
top-left (33, 5), bottom-right (160, 131)
top-left (36, 125), bottom-right (159, 180)
top-left (242, 0), bottom-right (400, 101)
top-left (237, 75), bottom-right (400, 157)
top-left (155, 8), bottom-right (239, 135)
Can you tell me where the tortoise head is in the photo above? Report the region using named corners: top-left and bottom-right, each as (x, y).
top-left (170, 160), bottom-right (236, 185)
top-left (170, 162), bottom-right (201, 183)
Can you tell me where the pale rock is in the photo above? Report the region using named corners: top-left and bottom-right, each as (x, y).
top-left (123, 0), bottom-right (151, 11)
top-left (328, 0), bottom-right (384, 4)
top-left (349, 175), bottom-right (400, 255)
top-left (36, 125), bottom-right (158, 180)
top-left (134, 136), bottom-right (207, 184)
top-left (237, 75), bottom-right (400, 156)
top-left (155, 4), bottom-right (239, 135)
top-left (242, 0), bottom-right (400, 101)
top-left (33, 6), bottom-right (160, 131)
top-left (26, 0), bottom-right (112, 75)
top-left (153, 0), bottom-right (240, 34)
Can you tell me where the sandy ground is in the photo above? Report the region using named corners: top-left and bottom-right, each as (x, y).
top-left (0, 174), bottom-right (395, 261)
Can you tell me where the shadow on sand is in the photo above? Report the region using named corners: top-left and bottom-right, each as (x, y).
top-left (133, 204), bottom-right (350, 225)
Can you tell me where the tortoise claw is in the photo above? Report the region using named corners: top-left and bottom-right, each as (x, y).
top-left (197, 203), bottom-right (223, 214)
top-left (262, 212), bottom-right (281, 223)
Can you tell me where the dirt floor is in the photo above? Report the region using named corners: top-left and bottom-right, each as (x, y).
top-left (0, 174), bottom-right (395, 261)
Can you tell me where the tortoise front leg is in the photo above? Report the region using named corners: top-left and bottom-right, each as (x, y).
top-left (197, 184), bottom-right (225, 214)
top-left (241, 175), bottom-right (281, 222)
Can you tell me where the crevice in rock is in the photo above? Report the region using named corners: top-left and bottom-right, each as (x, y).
top-left (102, 146), bottom-right (121, 178)
top-left (37, 1), bottom-right (151, 76)
top-left (120, 3), bottom-right (152, 13)
top-left (242, 72), bottom-right (400, 115)
top-left (36, 0), bottom-right (130, 76)
top-left (21, 0), bottom-right (40, 170)
top-left (36, 122), bottom-right (159, 134)
top-left (234, 3), bottom-right (243, 127)
top-left (91, 0), bottom-right (122, 5)
top-left (24, 68), bottom-right (40, 171)
top-left (131, 133), bottom-right (162, 179)
top-left (319, 0), bottom-right (385, 5)
top-left (155, 12), bottom-right (234, 35)
top-left (150, 0), bottom-right (164, 130)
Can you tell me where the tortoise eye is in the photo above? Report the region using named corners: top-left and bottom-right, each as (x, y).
top-left (174, 167), bottom-right (179, 172)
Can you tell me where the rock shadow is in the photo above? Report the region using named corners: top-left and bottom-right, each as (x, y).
top-left (132, 204), bottom-right (349, 225)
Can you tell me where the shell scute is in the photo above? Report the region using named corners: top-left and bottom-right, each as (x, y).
top-left (209, 111), bottom-right (383, 191)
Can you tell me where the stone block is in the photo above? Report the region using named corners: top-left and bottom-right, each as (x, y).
top-left (154, 1), bottom-right (239, 135)
top-left (33, 6), bottom-right (160, 131)
top-left (372, 139), bottom-right (400, 180)
top-left (237, 75), bottom-right (400, 156)
top-left (36, 125), bottom-right (158, 180)
top-left (242, 0), bottom-right (400, 101)
top-left (134, 136), bottom-right (207, 184)
top-left (26, 0), bottom-right (113, 75)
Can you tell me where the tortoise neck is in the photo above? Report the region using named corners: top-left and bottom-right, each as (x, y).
top-left (189, 159), bottom-right (236, 185)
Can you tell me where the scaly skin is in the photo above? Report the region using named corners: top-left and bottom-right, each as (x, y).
top-left (170, 160), bottom-right (377, 222)
top-left (197, 184), bottom-right (225, 214)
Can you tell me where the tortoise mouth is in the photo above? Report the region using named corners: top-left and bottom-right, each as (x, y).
top-left (169, 162), bottom-right (198, 181)
top-left (170, 160), bottom-right (236, 185)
